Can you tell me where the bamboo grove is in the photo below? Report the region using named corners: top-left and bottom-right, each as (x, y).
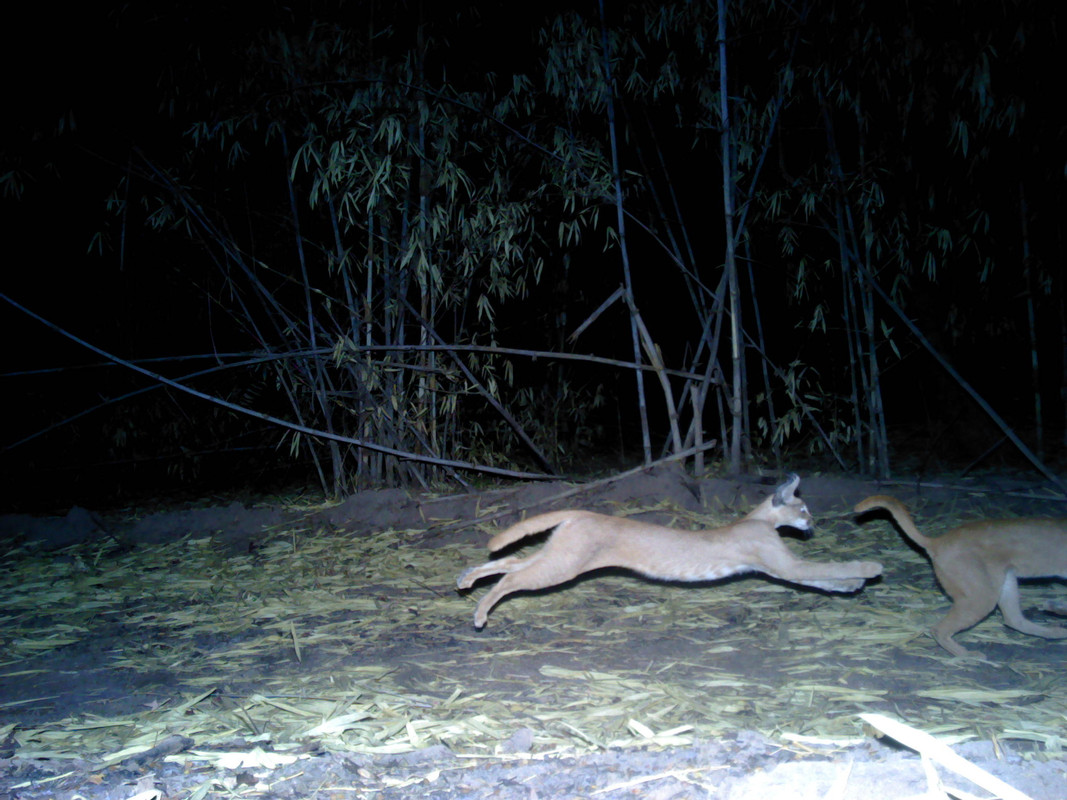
top-left (6, 0), bottom-right (1063, 498)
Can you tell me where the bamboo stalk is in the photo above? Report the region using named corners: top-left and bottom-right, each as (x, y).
top-left (598, 0), bottom-right (651, 465)
top-left (858, 264), bottom-right (1067, 493)
top-left (743, 247), bottom-right (781, 469)
top-left (1020, 184), bottom-right (1043, 462)
top-left (718, 0), bottom-right (745, 474)
top-left (859, 714), bottom-right (1034, 800)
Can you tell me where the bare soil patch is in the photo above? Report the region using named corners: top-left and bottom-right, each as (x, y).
top-left (2, 467), bottom-right (1066, 798)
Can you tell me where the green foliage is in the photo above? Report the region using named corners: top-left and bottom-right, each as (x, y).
top-left (96, 6), bottom-right (630, 493)
top-left (57, 0), bottom-right (1060, 491)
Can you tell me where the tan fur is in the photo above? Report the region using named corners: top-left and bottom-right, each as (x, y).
top-left (457, 475), bottom-right (882, 629)
top-left (855, 494), bottom-right (1067, 658)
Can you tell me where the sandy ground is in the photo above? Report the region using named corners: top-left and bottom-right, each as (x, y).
top-left (2, 466), bottom-right (1066, 799)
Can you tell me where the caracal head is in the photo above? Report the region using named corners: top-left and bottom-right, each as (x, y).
top-left (757, 473), bottom-right (812, 531)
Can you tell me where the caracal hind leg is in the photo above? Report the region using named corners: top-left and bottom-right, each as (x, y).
top-left (469, 550), bottom-right (593, 629)
top-left (1041, 600), bottom-right (1067, 616)
top-left (457, 554), bottom-right (537, 590)
top-left (997, 573), bottom-right (1067, 640)
top-left (464, 535), bottom-right (601, 628)
top-left (932, 587), bottom-right (1000, 658)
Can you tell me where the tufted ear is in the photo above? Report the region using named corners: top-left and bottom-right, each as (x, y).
top-left (772, 473), bottom-right (801, 506)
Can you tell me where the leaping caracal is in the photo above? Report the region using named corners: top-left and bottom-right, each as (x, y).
top-left (458, 474), bottom-right (883, 628)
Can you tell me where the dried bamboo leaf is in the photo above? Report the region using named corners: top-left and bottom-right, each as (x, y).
top-left (1, 500), bottom-right (1065, 765)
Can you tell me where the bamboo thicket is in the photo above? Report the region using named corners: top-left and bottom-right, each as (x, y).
top-left (11, 1), bottom-right (1060, 497)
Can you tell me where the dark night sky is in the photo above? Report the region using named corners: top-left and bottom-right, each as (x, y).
top-left (3, 2), bottom-right (1064, 510)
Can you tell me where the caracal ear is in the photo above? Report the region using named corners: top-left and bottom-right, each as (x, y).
top-left (772, 473), bottom-right (801, 507)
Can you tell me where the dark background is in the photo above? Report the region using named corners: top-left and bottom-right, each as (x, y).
top-left (3, 1), bottom-right (1064, 512)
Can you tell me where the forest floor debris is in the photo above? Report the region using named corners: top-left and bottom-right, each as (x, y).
top-left (2, 466), bottom-right (1066, 798)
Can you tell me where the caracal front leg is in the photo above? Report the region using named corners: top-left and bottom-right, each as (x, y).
top-left (757, 547), bottom-right (882, 593)
top-left (997, 572), bottom-right (1067, 640)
